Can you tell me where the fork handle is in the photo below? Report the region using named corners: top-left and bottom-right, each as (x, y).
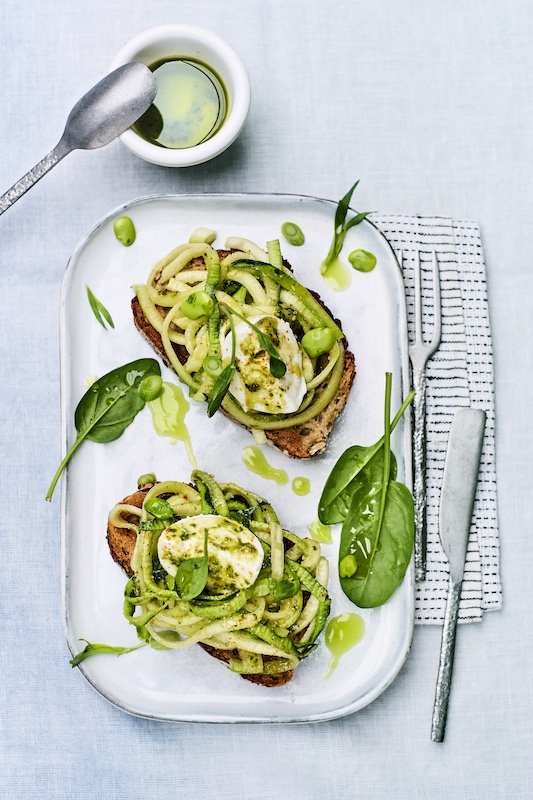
top-left (412, 367), bottom-right (428, 581)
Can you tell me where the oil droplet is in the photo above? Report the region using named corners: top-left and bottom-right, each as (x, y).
top-left (148, 382), bottom-right (197, 467)
top-left (320, 256), bottom-right (352, 292)
top-left (308, 518), bottom-right (332, 543)
top-left (292, 476), bottom-right (310, 496)
top-left (241, 445), bottom-right (288, 486)
top-left (324, 613), bottom-right (365, 679)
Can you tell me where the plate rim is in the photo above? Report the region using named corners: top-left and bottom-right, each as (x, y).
top-left (59, 191), bottom-right (414, 723)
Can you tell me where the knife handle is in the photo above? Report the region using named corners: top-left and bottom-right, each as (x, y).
top-left (431, 579), bottom-right (462, 742)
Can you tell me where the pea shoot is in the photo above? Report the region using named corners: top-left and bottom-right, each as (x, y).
top-left (321, 180), bottom-right (372, 276)
top-left (86, 285), bottom-right (114, 330)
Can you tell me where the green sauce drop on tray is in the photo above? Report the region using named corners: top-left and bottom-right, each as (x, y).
top-left (241, 445), bottom-right (289, 485)
top-left (148, 382), bottom-right (197, 467)
top-left (292, 476), bottom-right (310, 496)
top-left (320, 255), bottom-right (352, 292)
top-left (133, 58), bottom-right (227, 150)
top-left (308, 519), bottom-right (332, 543)
top-left (324, 613), bottom-right (365, 679)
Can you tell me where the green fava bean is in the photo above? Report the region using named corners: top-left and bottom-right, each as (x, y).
top-left (137, 472), bottom-right (156, 487)
top-left (301, 327), bottom-right (336, 358)
top-left (139, 374), bottom-right (163, 401)
top-left (113, 216), bottom-right (136, 247)
top-left (144, 497), bottom-right (174, 520)
top-left (348, 249), bottom-right (376, 273)
top-left (181, 290), bottom-right (215, 320)
top-left (281, 221), bottom-right (305, 246)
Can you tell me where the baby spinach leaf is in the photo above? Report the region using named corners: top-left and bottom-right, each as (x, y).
top-left (332, 373), bottom-right (415, 608)
top-left (46, 358), bottom-right (160, 501)
top-left (175, 530), bottom-right (209, 601)
top-left (339, 480), bottom-right (414, 608)
top-left (318, 389), bottom-right (414, 524)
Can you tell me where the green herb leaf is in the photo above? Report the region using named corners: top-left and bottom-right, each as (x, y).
top-left (70, 638), bottom-right (146, 667)
top-left (207, 363), bottom-right (236, 417)
top-left (86, 285), bottom-right (114, 330)
top-left (175, 529), bottom-right (209, 600)
top-left (223, 304), bottom-right (287, 378)
top-left (46, 358), bottom-right (160, 501)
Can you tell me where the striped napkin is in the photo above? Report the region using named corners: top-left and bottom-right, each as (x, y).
top-left (372, 215), bottom-right (501, 624)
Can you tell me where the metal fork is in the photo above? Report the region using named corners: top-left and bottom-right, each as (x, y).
top-left (405, 250), bottom-right (442, 582)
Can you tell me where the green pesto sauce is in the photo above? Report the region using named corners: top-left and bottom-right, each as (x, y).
top-left (133, 58), bottom-right (227, 150)
top-left (148, 382), bottom-right (197, 467)
top-left (292, 476), bottom-right (311, 496)
top-left (320, 255), bottom-right (352, 292)
top-left (241, 445), bottom-right (289, 486)
top-left (308, 518), bottom-right (332, 543)
top-left (324, 613), bottom-right (365, 679)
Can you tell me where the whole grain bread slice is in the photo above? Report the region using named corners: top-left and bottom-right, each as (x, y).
top-left (107, 486), bottom-right (294, 687)
top-left (132, 252), bottom-right (355, 457)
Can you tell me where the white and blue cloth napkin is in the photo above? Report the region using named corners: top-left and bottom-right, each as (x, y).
top-left (373, 215), bottom-right (501, 624)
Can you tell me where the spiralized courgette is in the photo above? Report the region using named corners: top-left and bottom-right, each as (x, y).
top-left (111, 470), bottom-right (330, 676)
top-left (133, 236), bottom-right (346, 429)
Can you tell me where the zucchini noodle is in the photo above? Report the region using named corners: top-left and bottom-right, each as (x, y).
top-left (134, 235), bottom-right (347, 430)
top-left (110, 471), bottom-right (331, 676)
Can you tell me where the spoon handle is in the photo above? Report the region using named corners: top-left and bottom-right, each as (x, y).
top-left (0, 139), bottom-right (72, 216)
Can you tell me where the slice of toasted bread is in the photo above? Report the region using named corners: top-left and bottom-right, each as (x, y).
top-left (107, 487), bottom-right (294, 687)
top-left (132, 252), bottom-right (355, 457)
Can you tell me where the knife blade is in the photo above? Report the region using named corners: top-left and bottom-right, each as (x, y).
top-left (431, 407), bottom-right (486, 742)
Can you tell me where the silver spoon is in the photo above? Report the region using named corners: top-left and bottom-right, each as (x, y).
top-left (0, 63), bottom-right (157, 216)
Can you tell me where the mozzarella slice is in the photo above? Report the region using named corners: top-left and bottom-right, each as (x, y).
top-left (157, 514), bottom-right (264, 596)
top-left (222, 315), bottom-right (307, 414)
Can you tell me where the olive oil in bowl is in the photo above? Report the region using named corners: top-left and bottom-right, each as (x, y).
top-left (133, 58), bottom-right (227, 149)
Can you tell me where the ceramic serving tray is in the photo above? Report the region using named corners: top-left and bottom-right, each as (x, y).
top-left (60, 192), bottom-right (413, 722)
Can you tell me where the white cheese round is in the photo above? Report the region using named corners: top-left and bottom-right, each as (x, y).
top-left (222, 315), bottom-right (307, 414)
top-left (157, 514), bottom-right (264, 596)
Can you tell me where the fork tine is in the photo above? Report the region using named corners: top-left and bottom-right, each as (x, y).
top-left (413, 250), bottom-right (423, 346)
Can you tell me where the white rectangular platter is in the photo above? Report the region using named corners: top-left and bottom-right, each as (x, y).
top-left (60, 192), bottom-right (413, 722)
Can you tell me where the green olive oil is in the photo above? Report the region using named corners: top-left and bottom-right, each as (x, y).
top-left (148, 382), bottom-right (197, 467)
top-left (292, 476), bottom-right (311, 496)
top-left (308, 518), bottom-right (332, 543)
top-left (241, 446), bottom-right (289, 486)
top-left (133, 58), bottom-right (227, 149)
top-left (320, 255), bottom-right (352, 292)
top-left (324, 613), bottom-right (365, 678)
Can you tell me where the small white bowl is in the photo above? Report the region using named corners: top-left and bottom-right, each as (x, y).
top-left (110, 25), bottom-right (251, 167)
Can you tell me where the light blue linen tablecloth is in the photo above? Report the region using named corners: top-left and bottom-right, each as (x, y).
top-left (1, 1), bottom-right (532, 798)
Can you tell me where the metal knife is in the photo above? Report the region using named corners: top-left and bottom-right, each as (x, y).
top-left (431, 407), bottom-right (486, 742)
